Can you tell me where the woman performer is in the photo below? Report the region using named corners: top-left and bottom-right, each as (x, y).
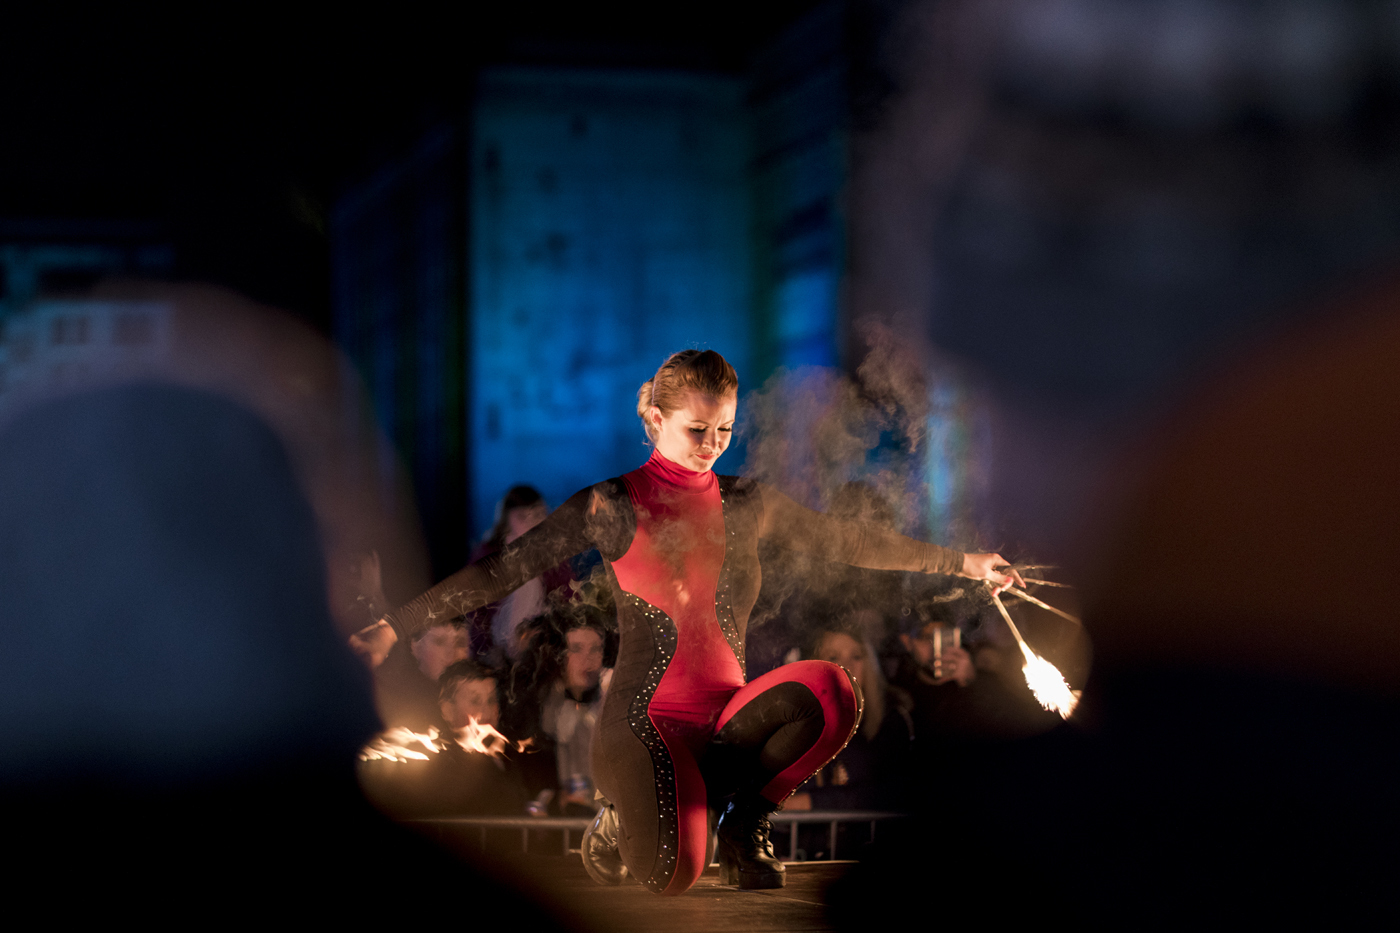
top-left (351, 350), bottom-right (1021, 895)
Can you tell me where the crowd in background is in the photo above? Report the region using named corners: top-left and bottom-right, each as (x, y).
top-left (356, 480), bottom-right (1061, 852)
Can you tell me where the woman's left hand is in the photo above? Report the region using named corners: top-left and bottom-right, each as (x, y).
top-left (960, 552), bottom-right (1024, 592)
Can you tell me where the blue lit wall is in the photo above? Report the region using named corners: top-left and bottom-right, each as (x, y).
top-left (469, 68), bottom-right (753, 527)
top-left (0, 221), bottom-right (173, 320)
top-left (749, 1), bottom-right (845, 374)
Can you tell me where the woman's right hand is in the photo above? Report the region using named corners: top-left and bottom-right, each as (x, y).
top-left (349, 618), bottom-right (398, 669)
top-left (960, 553), bottom-right (1024, 592)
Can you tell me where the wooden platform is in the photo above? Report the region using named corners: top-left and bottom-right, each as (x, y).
top-left (526, 857), bottom-right (853, 933)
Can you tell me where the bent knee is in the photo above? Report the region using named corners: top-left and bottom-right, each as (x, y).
top-left (793, 659), bottom-right (860, 706)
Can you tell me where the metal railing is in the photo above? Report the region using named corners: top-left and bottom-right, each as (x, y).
top-left (409, 810), bottom-right (906, 861)
top-left (769, 810), bottom-right (904, 861)
top-left (410, 815), bottom-right (591, 856)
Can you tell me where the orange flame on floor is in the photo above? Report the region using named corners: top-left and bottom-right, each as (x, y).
top-left (359, 726), bottom-right (444, 762)
top-left (451, 717), bottom-right (514, 757)
top-left (360, 720), bottom-right (532, 763)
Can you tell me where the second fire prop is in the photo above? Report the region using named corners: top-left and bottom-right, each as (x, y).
top-left (988, 590), bottom-right (1080, 719)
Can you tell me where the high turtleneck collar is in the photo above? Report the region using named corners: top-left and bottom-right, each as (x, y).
top-left (640, 448), bottom-right (717, 493)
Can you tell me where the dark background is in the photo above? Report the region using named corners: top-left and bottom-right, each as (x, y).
top-left (8, 0), bottom-right (1400, 581)
top-left (7, 6), bottom-right (1400, 911)
top-left (0, 3), bottom-right (826, 332)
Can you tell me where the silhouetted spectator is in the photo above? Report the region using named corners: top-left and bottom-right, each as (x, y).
top-left (893, 613), bottom-right (976, 742)
top-left (0, 382), bottom-right (559, 923)
top-left (895, 602), bottom-right (1059, 760)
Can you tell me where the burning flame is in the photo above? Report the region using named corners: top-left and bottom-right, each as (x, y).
top-left (451, 718), bottom-right (513, 757)
top-left (989, 591), bottom-right (1080, 719)
top-left (360, 726), bottom-right (444, 762)
top-left (359, 720), bottom-right (531, 763)
top-left (1017, 643), bottom-right (1081, 718)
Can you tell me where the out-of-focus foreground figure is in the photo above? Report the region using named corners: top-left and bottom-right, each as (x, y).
top-left (0, 284), bottom-right (561, 924)
top-left (828, 0), bottom-right (1400, 922)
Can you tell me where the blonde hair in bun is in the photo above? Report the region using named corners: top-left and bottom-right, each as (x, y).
top-left (636, 349), bottom-right (738, 442)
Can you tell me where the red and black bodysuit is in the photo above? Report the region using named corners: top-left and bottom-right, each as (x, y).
top-left (384, 450), bottom-right (964, 894)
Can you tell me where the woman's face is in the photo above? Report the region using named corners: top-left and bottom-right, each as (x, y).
top-left (815, 631), bottom-right (868, 691)
top-left (564, 626), bottom-right (605, 693)
top-left (650, 389), bottom-right (736, 473)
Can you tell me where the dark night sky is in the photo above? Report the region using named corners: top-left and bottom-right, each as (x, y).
top-left (0, 3), bottom-right (822, 332)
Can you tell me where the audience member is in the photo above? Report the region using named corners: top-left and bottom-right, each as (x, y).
top-left (503, 602), bottom-right (617, 815)
top-left (439, 659), bottom-right (505, 731)
top-left (0, 382), bottom-right (558, 923)
top-left (360, 663), bottom-right (534, 820)
top-left (470, 485), bottom-right (579, 663)
top-left (893, 601), bottom-right (1062, 800)
top-left (784, 618), bottom-right (915, 814)
top-left (893, 610), bottom-right (975, 740)
top-left (373, 618), bottom-right (471, 731)
top-left (541, 613), bottom-right (611, 815)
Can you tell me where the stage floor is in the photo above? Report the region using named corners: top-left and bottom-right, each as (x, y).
top-left (532, 858), bottom-right (853, 933)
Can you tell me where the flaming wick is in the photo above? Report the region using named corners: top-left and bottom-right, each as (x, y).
top-left (359, 726), bottom-right (444, 762)
top-left (359, 720), bottom-right (529, 763)
top-left (989, 591), bottom-right (1079, 719)
top-left (452, 717), bottom-right (519, 757)
top-left (1005, 586), bottom-right (1082, 626)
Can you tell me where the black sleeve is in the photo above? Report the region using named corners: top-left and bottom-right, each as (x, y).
top-left (383, 481), bottom-right (633, 640)
top-left (756, 484), bottom-right (964, 575)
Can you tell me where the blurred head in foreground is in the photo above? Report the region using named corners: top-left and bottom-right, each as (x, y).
top-left (0, 382), bottom-right (559, 922)
top-left (0, 383), bottom-right (379, 785)
top-left (829, 280), bottom-right (1400, 923)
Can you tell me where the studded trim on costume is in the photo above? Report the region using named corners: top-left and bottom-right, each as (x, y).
top-left (714, 476), bottom-right (745, 672)
top-left (832, 662), bottom-right (865, 752)
top-left (624, 592), bottom-right (681, 894)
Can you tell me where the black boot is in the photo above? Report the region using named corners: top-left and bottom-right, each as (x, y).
top-left (716, 793), bottom-right (785, 889)
top-left (581, 802), bottom-right (628, 886)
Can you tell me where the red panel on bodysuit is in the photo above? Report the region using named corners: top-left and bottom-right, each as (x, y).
top-left (612, 450), bottom-right (746, 724)
top-left (612, 450), bottom-right (746, 894)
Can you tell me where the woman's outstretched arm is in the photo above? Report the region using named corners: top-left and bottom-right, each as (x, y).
top-left (754, 484), bottom-right (1023, 588)
top-left (350, 482), bottom-right (633, 665)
